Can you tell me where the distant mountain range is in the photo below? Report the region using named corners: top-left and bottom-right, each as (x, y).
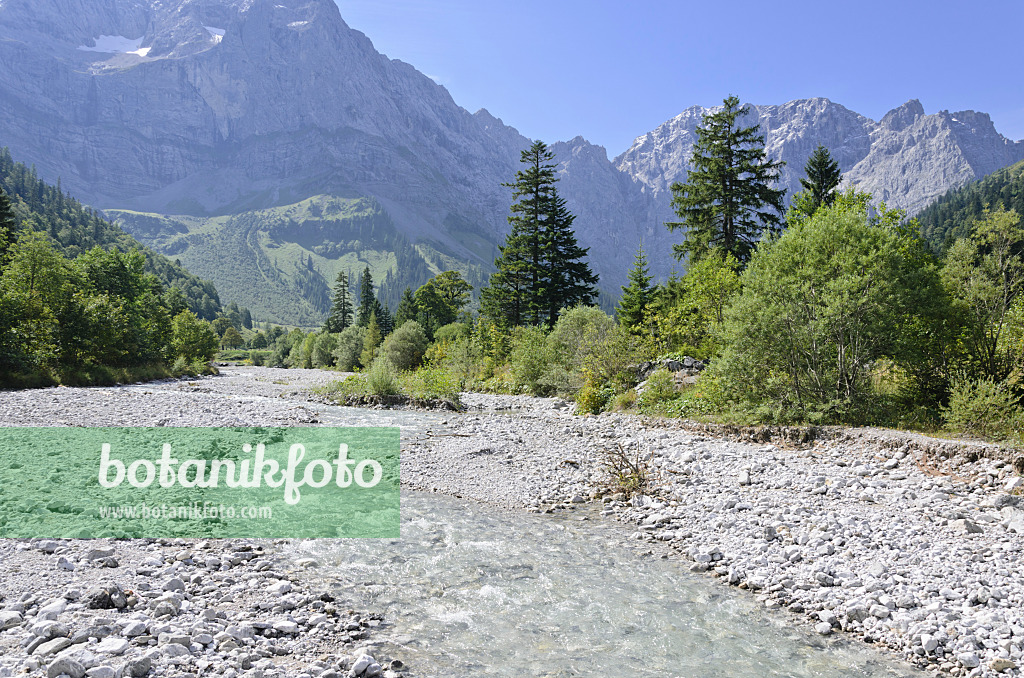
top-left (1, 0), bottom-right (1021, 324)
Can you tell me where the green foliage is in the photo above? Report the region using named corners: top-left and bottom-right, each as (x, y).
top-left (365, 358), bottom-right (401, 396)
top-left (400, 365), bottom-right (463, 403)
top-left (360, 313), bottom-right (382, 368)
top-left (481, 140), bottom-right (597, 328)
top-left (799, 145), bottom-right (843, 213)
top-left (378, 320), bottom-right (429, 371)
top-left (414, 271), bottom-right (472, 338)
top-left (943, 375), bottom-right (1023, 440)
top-left (220, 326), bottom-right (244, 349)
top-left (323, 270), bottom-right (353, 333)
top-left (394, 287), bottom-right (417, 328)
top-left (941, 207), bottom-right (1024, 384)
top-left (433, 321), bottom-right (471, 346)
top-left (574, 383), bottom-right (610, 415)
top-left (667, 96), bottom-right (786, 265)
top-left (311, 332), bottom-right (339, 368)
top-left (333, 326), bottom-right (365, 372)
top-left (617, 244), bottom-right (655, 335)
top-left (918, 159), bottom-right (1024, 251)
top-left (356, 266), bottom-right (378, 328)
top-left (712, 195), bottom-right (947, 423)
top-left (508, 326), bottom-right (554, 395)
top-left (0, 186), bottom-right (18, 269)
top-left (171, 310), bottom-right (218, 363)
top-left (653, 250), bottom-right (740, 358)
top-left (637, 369), bottom-right (679, 411)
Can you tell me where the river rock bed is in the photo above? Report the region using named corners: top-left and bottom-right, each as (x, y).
top-left (405, 396), bottom-right (1024, 678)
top-left (2, 366), bottom-right (1023, 677)
top-left (0, 537), bottom-right (402, 678)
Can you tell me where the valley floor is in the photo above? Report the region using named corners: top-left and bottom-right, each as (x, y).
top-left (0, 367), bottom-right (1022, 677)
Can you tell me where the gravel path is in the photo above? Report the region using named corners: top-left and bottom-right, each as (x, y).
top-left (2, 366), bottom-right (1023, 678)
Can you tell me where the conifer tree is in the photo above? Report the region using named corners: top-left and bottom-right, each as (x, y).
top-left (617, 244), bottom-right (655, 333)
top-left (667, 96), bottom-right (785, 265)
top-left (355, 266), bottom-right (378, 328)
top-left (800, 145), bottom-right (842, 212)
top-left (481, 141), bottom-right (597, 327)
top-left (542, 192), bottom-right (598, 326)
top-left (0, 187), bottom-right (18, 269)
top-left (323, 270), bottom-right (353, 333)
top-left (375, 295), bottom-right (394, 336)
top-left (394, 287), bottom-right (417, 328)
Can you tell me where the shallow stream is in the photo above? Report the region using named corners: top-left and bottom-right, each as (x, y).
top-left (293, 492), bottom-right (919, 677)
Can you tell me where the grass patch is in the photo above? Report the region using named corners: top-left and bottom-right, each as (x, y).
top-left (317, 363), bottom-right (464, 409)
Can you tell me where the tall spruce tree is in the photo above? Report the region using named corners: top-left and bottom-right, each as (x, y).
top-left (617, 244), bottom-right (654, 334)
top-left (323, 270), bottom-right (353, 333)
top-left (375, 295), bottom-right (394, 336)
top-left (542, 192), bottom-right (598, 326)
top-left (667, 96), bottom-right (785, 265)
top-left (800, 144), bottom-right (842, 212)
top-left (355, 266), bottom-right (378, 328)
top-left (481, 140), bottom-right (597, 327)
top-left (394, 287), bottom-right (418, 328)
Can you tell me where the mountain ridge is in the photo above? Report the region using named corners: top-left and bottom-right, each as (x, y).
top-left (1, 0), bottom-right (1022, 324)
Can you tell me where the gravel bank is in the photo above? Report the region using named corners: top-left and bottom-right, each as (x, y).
top-left (405, 395), bottom-right (1024, 678)
top-left (0, 368), bottom-right (404, 678)
top-left (3, 367), bottom-right (1023, 677)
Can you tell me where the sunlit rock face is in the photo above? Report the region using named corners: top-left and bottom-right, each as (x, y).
top-left (1, 0), bottom-right (1021, 295)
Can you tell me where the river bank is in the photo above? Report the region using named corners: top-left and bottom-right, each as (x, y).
top-left (405, 394), bottom-right (1024, 678)
top-left (1, 366), bottom-right (1022, 677)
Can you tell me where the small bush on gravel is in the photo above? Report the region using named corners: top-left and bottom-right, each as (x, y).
top-left (602, 443), bottom-right (649, 498)
top-left (509, 326), bottom-right (554, 395)
top-left (401, 365), bottom-right (462, 403)
top-left (366, 358), bottom-right (400, 396)
top-left (608, 389), bottom-right (637, 412)
top-left (574, 383), bottom-right (609, 414)
top-left (318, 375), bottom-right (368, 398)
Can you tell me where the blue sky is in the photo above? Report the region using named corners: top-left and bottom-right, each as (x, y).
top-left (334, 0), bottom-right (1024, 156)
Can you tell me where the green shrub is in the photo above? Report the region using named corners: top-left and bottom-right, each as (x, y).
top-left (311, 332), bottom-right (339, 368)
top-left (318, 375), bottom-right (368, 399)
top-left (379, 321), bottom-right (429, 370)
top-left (401, 365), bottom-right (462, 402)
top-left (575, 383), bottom-right (609, 414)
top-left (609, 389), bottom-right (637, 412)
top-left (637, 368), bottom-right (678, 411)
top-left (509, 326), bottom-right (554, 395)
top-left (171, 356), bottom-right (189, 376)
top-left (171, 310), bottom-right (218, 362)
top-left (943, 376), bottom-right (1024, 439)
top-left (365, 358), bottom-right (400, 396)
top-left (333, 326), bottom-right (365, 372)
top-left (433, 321), bottom-right (471, 345)
top-left (713, 194), bottom-right (948, 423)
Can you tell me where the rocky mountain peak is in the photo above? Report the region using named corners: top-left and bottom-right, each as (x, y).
top-left (880, 99), bottom-right (925, 131)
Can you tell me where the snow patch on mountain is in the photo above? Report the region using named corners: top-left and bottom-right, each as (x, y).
top-left (77, 34), bottom-right (145, 54)
top-left (204, 26), bottom-right (225, 43)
